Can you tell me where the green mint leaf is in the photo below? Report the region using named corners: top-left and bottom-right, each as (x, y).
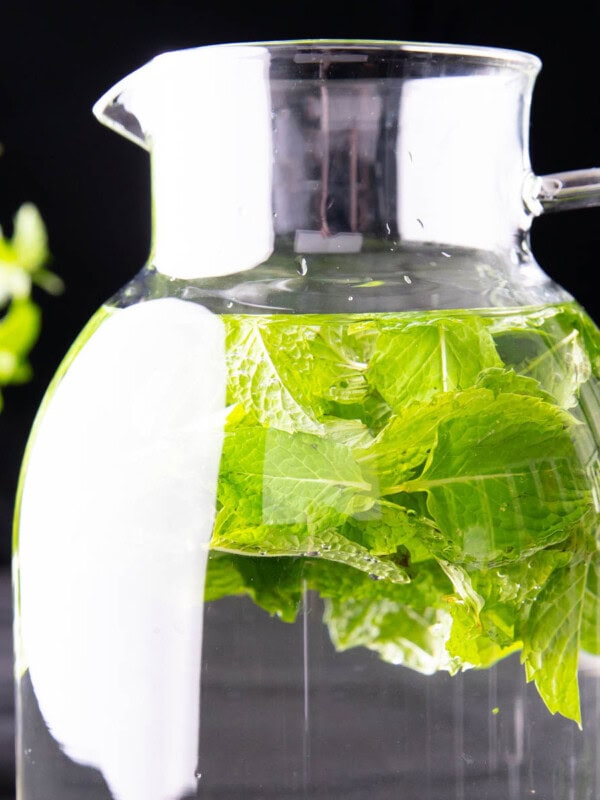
top-left (204, 552), bottom-right (304, 622)
top-left (225, 317), bottom-right (373, 434)
top-left (0, 203), bottom-right (61, 305)
top-left (400, 391), bottom-right (592, 566)
top-left (341, 501), bottom-right (436, 564)
top-left (581, 551), bottom-right (600, 655)
top-left (225, 317), bottom-right (323, 434)
top-left (521, 550), bottom-right (593, 726)
top-left (311, 558), bottom-right (455, 674)
top-left (368, 316), bottom-right (501, 410)
top-left (443, 550), bottom-right (569, 671)
top-left (212, 507), bottom-right (409, 584)
top-left (0, 299), bottom-right (41, 387)
top-left (475, 366), bottom-right (555, 401)
top-left (491, 308), bottom-right (593, 409)
top-left (446, 601), bottom-right (521, 671)
top-left (219, 426), bottom-right (375, 529)
top-left (356, 390), bottom-right (487, 494)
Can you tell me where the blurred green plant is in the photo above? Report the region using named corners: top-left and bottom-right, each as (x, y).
top-left (0, 202), bottom-right (63, 411)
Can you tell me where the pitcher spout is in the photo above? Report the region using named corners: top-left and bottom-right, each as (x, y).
top-left (92, 63), bottom-right (151, 150)
top-left (93, 45), bottom-right (275, 279)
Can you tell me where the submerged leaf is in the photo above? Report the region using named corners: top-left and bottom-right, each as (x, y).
top-left (400, 392), bottom-right (592, 566)
top-left (521, 553), bottom-right (591, 726)
top-left (212, 304), bottom-right (600, 724)
top-left (316, 558), bottom-right (455, 674)
top-left (368, 316), bottom-right (501, 410)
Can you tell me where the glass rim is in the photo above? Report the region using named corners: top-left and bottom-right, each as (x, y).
top-left (154, 38), bottom-right (542, 72)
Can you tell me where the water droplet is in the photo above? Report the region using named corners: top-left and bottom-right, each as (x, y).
top-left (226, 301), bottom-right (234, 309)
top-left (195, 769), bottom-right (202, 780)
top-left (385, 222), bottom-right (391, 235)
top-left (348, 295), bottom-right (354, 302)
top-left (441, 251), bottom-right (451, 258)
top-left (369, 573), bottom-right (380, 581)
top-left (403, 275), bottom-right (412, 284)
top-left (306, 550), bottom-right (320, 557)
top-left (297, 257), bottom-right (308, 276)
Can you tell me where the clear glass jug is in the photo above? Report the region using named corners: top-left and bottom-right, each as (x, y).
top-left (12, 40), bottom-right (600, 800)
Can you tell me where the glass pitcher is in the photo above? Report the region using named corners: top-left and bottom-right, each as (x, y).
top-left (12, 40), bottom-right (600, 800)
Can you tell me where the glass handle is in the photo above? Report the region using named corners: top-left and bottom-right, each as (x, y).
top-left (530, 168), bottom-right (600, 214)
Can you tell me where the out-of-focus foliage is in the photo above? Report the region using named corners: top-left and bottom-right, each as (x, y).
top-left (0, 202), bottom-right (63, 410)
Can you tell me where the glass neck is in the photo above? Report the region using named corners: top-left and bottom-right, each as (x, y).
top-left (149, 72), bottom-right (535, 280)
top-left (95, 43), bottom-right (540, 281)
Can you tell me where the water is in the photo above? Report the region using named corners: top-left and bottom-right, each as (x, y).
top-left (13, 299), bottom-right (600, 799)
top-left (197, 594), bottom-right (600, 800)
top-left (16, 593), bottom-right (600, 799)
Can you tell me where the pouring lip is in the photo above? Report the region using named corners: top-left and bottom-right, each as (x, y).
top-left (153, 38), bottom-right (542, 73)
top-left (92, 37), bottom-right (541, 150)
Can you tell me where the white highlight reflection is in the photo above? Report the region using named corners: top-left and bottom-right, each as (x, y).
top-left (151, 47), bottom-right (274, 279)
top-left (397, 74), bottom-right (526, 250)
top-left (18, 298), bottom-right (226, 800)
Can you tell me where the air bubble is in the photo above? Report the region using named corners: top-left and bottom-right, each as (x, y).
top-left (297, 258), bottom-right (308, 276)
top-left (226, 301), bottom-right (234, 309)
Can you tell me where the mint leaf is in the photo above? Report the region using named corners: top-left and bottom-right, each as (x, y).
top-left (368, 316), bottom-right (501, 410)
top-left (211, 512), bottom-right (409, 584)
top-left (341, 501), bottom-right (436, 564)
top-left (225, 317), bottom-right (373, 434)
top-left (580, 551), bottom-right (600, 655)
top-left (444, 550), bottom-right (569, 670)
top-left (399, 391), bottom-right (592, 566)
top-left (214, 426), bottom-right (408, 582)
top-left (203, 555), bottom-right (440, 666)
top-left (0, 299), bottom-right (40, 388)
top-left (446, 601), bottom-right (521, 670)
top-left (204, 552), bottom-right (304, 622)
top-left (356, 390), bottom-right (485, 493)
top-left (311, 558), bottom-right (455, 674)
top-left (225, 317), bottom-right (323, 434)
top-left (475, 366), bottom-right (555, 401)
top-left (491, 308), bottom-right (594, 409)
top-left (0, 202), bottom-right (61, 407)
top-left (219, 426), bottom-right (374, 529)
top-left (521, 548), bottom-right (594, 726)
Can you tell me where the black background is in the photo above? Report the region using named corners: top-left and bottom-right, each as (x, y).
top-left (0, 0), bottom-right (599, 567)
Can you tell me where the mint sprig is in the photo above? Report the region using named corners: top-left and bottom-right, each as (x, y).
top-left (206, 303), bottom-right (600, 725)
top-left (0, 202), bottom-right (63, 409)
